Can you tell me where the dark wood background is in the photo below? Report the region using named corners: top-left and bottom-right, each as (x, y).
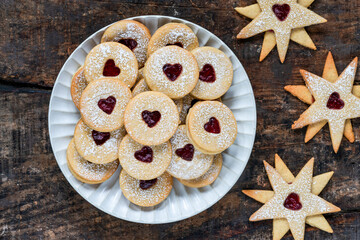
top-left (0, 0), bottom-right (359, 239)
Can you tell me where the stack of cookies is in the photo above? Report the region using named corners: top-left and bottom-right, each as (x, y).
top-left (68, 20), bottom-right (237, 207)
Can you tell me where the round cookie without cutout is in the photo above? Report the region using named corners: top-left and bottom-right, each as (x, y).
top-left (80, 77), bottom-right (132, 132)
top-left (179, 154), bottom-right (222, 188)
top-left (119, 170), bottom-right (173, 207)
top-left (74, 119), bottom-right (126, 164)
top-left (119, 134), bottom-right (172, 180)
top-left (144, 46), bottom-right (199, 99)
top-left (124, 91), bottom-right (179, 145)
top-left (101, 20), bottom-right (151, 68)
top-left (67, 138), bottom-right (119, 184)
top-left (190, 47), bottom-right (233, 100)
top-left (70, 66), bottom-right (88, 110)
top-left (84, 42), bottom-right (138, 88)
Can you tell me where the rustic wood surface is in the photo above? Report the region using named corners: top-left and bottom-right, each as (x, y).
top-left (0, 0), bottom-right (359, 239)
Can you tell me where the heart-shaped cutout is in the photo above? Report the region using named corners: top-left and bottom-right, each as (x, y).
top-left (103, 59), bottom-right (120, 77)
top-left (163, 63), bottom-right (183, 81)
top-left (141, 110), bottom-right (161, 128)
top-left (272, 4), bottom-right (291, 21)
top-left (175, 144), bottom-right (195, 161)
top-left (166, 42), bottom-right (184, 48)
top-left (139, 179), bottom-right (157, 190)
top-left (119, 38), bottom-right (138, 51)
top-left (204, 117), bottom-right (221, 134)
top-left (326, 92), bottom-right (345, 109)
top-left (98, 96), bottom-right (116, 114)
top-left (92, 130), bottom-right (111, 146)
top-left (199, 64), bottom-right (216, 83)
top-left (284, 192), bottom-right (302, 211)
top-left (134, 146), bottom-right (153, 163)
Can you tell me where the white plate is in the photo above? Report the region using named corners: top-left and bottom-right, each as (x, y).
top-left (48, 15), bottom-right (257, 224)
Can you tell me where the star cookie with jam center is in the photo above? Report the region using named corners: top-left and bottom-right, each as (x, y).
top-left (243, 154), bottom-right (336, 240)
top-left (244, 157), bottom-right (340, 240)
top-left (237, 0), bottom-right (327, 63)
top-left (290, 56), bottom-right (360, 153)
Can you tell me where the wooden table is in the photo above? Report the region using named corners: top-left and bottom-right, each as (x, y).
top-left (1, 0), bottom-right (359, 239)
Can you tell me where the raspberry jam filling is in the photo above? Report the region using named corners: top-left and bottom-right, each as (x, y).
top-left (175, 144), bottom-right (195, 161)
top-left (204, 117), bottom-right (221, 134)
top-left (163, 63), bottom-right (183, 81)
top-left (92, 130), bottom-right (111, 146)
top-left (166, 42), bottom-right (184, 48)
top-left (98, 96), bottom-right (116, 114)
top-left (284, 192), bottom-right (302, 211)
top-left (199, 64), bottom-right (216, 83)
top-left (118, 38), bottom-right (138, 51)
top-left (272, 4), bottom-right (291, 21)
top-left (326, 92), bottom-right (345, 110)
top-left (103, 59), bottom-right (120, 77)
top-left (139, 179), bottom-right (157, 190)
top-left (134, 146), bottom-right (153, 163)
top-left (141, 110), bottom-right (161, 128)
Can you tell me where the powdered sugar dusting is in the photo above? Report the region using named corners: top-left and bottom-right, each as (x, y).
top-left (71, 66), bottom-right (88, 109)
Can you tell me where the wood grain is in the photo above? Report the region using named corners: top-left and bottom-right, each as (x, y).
top-left (0, 0), bottom-right (359, 239)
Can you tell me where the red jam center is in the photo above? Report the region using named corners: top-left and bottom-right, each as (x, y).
top-left (175, 144), bottom-right (195, 161)
top-left (139, 179), bottom-right (157, 190)
top-left (98, 96), bottom-right (116, 114)
top-left (204, 117), bottom-right (221, 134)
top-left (284, 192), bottom-right (302, 211)
top-left (166, 42), bottom-right (184, 48)
top-left (134, 146), bottom-right (153, 163)
top-left (91, 130), bottom-right (111, 146)
top-left (199, 64), bottom-right (216, 83)
top-left (141, 110), bottom-right (161, 128)
top-left (272, 4), bottom-right (291, 21)
top-left (118, 38), bottom-right (138, 51)
top-left (326, 92), bottom-right (345, 110)
top-left (103, 59), bottom-right (120, 77)
top-left (163, 63), bottom-right (183, 81)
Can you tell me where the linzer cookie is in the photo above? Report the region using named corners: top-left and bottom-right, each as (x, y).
top-left (74, 119), bottom-right (126, 164)
top-left (70, 66), bottom-right (87, 109)
top-left (190, 47), bottom-right (233, 100)
top-left (187, 101), bottom-right (237, 154)
top-left (236, 0), bottom-right (326, 62)
top-left (147, 23), bottom-right (199, 56)
top-left (144, 46), bottom-right (199, 99)
top-left (124, 91), bottom-right (179, 145)
top-left (80, 77), bottom-right (132, 132)
top-left (167, 125), bottom-right (213, 180)
top-left (101, 20), bottom-right (151, 68)
top-left (118, 135), bottom-right (172, 180)
top-left (84, 42), bottom-right (138, 87)
top-left (120, 170), bottom-right (173, 207)
top-left (67, 138), bottom-right (119, 184)
top-left (179, 154), bottom-right (222, 188)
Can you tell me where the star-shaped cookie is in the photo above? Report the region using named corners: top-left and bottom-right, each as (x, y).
top-left (244, 156), bottom-right (340, 240)
top-left (243, 154), bottom-right (336, 240)
top-left (287, 54), bottom-right (360, 153)
top-left (236, 0), bottom-right (327, 63)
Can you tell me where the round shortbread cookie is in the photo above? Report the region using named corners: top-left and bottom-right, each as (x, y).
top-left (74, 119), bottom-right (126, 164)
top-left (144, 46), bottom-right (199, 99)
top-left (119, 134), bottom-right (172, 180)
top-left (147, 23), bottom-right (199, 56)
top-left (80, 78), bottom-right (132, 132)
top-left (84, 42), bottom-right (138, 88)
top-left (186, 101), bottom-right (237, 154)
top-left (179, 154), bottom-right (222, 187)
top-left (167, 125), bottom-right (213, 180)
top-left (67, 138), bottom-right (119, 184)
top-left (119, 170), bottom-right (173, 207)
top-left (101, 20), bottom-right (151, 68)
top-left (70, 66), bottom-right (88, 109)
top-left (124, 91), bottom-right (179, 145)
top-left (179, 95), bottom-right (198, 124)
top-left (190, 47), bottom-right (233, 100)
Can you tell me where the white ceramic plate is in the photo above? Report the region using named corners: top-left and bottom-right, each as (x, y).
top-left (48, 15), bottom-right (257, 224)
